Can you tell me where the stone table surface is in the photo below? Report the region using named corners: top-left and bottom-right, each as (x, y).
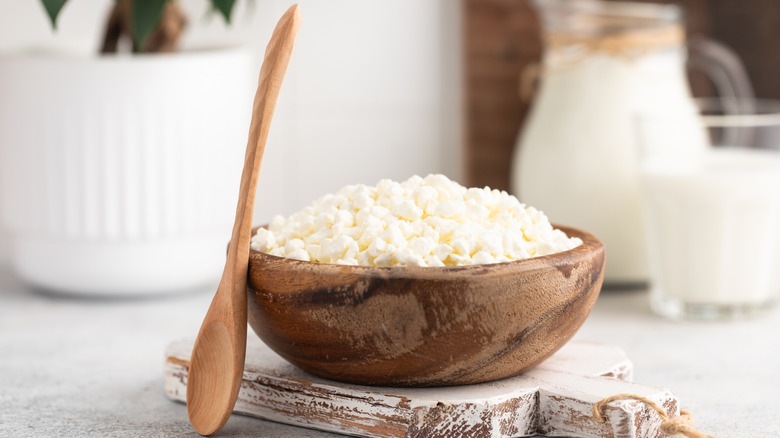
top-left (1, 266), bottom-right (778, 437)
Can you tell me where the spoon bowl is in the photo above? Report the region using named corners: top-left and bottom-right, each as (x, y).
top-left (247, 225), bottom-right (605, 387)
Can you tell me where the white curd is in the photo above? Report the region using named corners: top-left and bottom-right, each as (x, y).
top-left (251, 174), bottom-right (582, 267)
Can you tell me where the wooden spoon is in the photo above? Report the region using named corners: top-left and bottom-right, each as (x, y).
top-left (186, 5), bottom-right (300, 436)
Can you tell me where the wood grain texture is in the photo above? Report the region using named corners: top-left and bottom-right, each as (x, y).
top-left (186, 5), bottom-right (300, 436)
top-left (464, 0), bottom-right (541, 191)
top-left (246, 225), bottom-right (605, 387)
top-left (164, 337), bottom-right (680, 438)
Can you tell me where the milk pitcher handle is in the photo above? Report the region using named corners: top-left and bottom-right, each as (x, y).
top-left (688, 36), bottom-right (755, 110)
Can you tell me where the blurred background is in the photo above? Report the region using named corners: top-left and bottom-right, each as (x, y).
top-left (465, 0), bottom-right (780, 192)
top-left (0, 0), bottom-right (464, 270)
top-left (1, 0), bottom-right (779, 300)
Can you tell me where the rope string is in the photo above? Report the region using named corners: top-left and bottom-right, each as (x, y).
top-left (593, 393), bottom-right (715, 438)
top-left (545, 25), bottom-right (684, 58)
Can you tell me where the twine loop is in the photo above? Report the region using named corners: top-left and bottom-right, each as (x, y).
top-left (593, 394), bottom-right (715, 438)
top-left (544, 25), bottom-right (684, 58)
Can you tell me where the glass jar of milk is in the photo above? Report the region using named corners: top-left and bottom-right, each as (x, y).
top-left (512, 0), bottom-right (718, 285)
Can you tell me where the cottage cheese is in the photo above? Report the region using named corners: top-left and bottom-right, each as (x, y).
top-left (250, 174), bottom-right (582, 267)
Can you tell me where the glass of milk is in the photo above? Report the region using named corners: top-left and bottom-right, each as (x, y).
top-left (638, 100), bottom-right (780, 320)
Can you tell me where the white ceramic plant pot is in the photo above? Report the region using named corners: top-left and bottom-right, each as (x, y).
top-left (0, 48), bottom-right (253, 295)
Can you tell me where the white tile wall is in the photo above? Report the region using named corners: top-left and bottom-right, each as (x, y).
top-left (0, 0), bottom-right (463, 265)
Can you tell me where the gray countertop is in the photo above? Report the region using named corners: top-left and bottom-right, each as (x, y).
top-left (1, 267), bottom-right (778, 437)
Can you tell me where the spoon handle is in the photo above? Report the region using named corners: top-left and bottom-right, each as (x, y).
top-left (186, 5), bottom-right (300, 436)
top-left (227, 5), bottom-right (301, 278)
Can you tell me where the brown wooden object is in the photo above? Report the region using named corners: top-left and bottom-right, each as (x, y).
top-left (705, 0), bottom-right (780, 100)
top-left (165, 337), bottom-right (681, 438)
top-left (246, 225), bottom-right (605, 387)
top-left (185, 5), bottom-right (300, 436)
top-left (464, 0), bottom-right (541, 191)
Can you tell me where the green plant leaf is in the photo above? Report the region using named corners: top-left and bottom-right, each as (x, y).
top-left (41, 0), bottom-right (68, 29)
top-left (211, 0), bottom-right (237, 24)
top-left (132, 0), bottom-right (169, 51)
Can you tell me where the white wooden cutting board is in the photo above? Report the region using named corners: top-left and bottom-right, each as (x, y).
top-left (164, 337), bottom-right (679, 437)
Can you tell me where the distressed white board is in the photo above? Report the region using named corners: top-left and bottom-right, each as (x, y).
top-left (164, 337), bottom-right (679, 438)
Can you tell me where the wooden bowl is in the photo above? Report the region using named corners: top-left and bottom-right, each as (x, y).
top-left (247, 225), bottom-right (605, 387)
